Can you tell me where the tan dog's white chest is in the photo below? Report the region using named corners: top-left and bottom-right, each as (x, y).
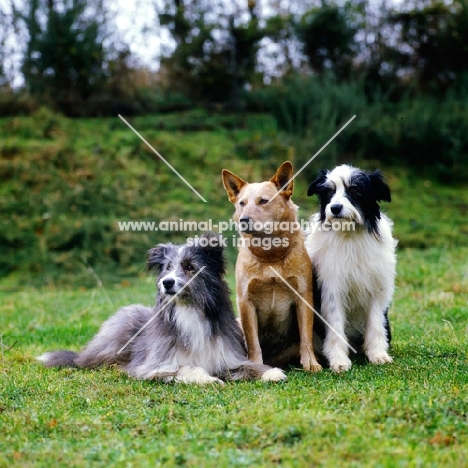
top-left (246, 276), bottom-right (298, 328)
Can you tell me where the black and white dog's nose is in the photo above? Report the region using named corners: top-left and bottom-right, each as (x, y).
top-left (330, 204), bottom-right (343, 215)
top-left (162, 278), bottom-right (175, 290)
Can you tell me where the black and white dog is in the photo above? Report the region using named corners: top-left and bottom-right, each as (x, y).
top-left (38, 232), bottom-right (286, 384)
top-left (305, 165), bottom-right (397, 372)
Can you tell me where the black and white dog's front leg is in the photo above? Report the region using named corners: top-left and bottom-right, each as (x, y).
top-left (321, 293), bottom-right (352, 373)
top-left (364, 302), bottom-right (393, 365)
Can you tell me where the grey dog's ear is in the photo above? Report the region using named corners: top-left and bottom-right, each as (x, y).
top-left (147, 243), bottom-right (174, 272)
top-left (187, 231), bottom-right (226, 276)
top-left (198, 231), bottom-right (225, 252)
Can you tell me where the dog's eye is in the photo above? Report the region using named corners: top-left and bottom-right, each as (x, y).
top-left (184, 264), bottom-right (195, 272)
top-left (348, 187), bottom-right (359, 195)
top-left (324, 188), bottom-right (335, 199)
top-left (166, 263), bottom-right (173, 270)
top-left (259, 198), bottom-right (269, 205)
top-left (239, 201), bottom-right (246, 207)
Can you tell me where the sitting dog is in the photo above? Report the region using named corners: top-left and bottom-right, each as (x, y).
top-left (305, 165), bottom-right (397, 372)
top-left (38, 232), bottom-right (286, 384)
top-left (222, 161), bottom-right (322, 372)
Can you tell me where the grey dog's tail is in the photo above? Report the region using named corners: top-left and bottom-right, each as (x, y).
top-left (37, 304), bottom-right (153, 370)
top-left (37, 350), bottom-right (79, 368)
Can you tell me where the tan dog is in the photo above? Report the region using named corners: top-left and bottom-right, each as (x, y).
top-left (222, 161), bottom-right (322, 372)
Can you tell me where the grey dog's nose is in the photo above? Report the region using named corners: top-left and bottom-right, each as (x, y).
top-left (162, 278), bottom-right (175, 290)
top-left (330, 204), bottom-right (343, 215)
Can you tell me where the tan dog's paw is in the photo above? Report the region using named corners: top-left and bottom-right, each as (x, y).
top-left (300, 353), bottom-right (323, 372)
top-left (261, 367), bottom-right (287, 382)
top-left (367, 352), bottom-right (393, 365)
top-left (308, 363), bottom-right (323, 373)
top-left (301, 360), bottom-right (323, 372)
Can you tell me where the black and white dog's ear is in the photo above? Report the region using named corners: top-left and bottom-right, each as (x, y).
top-left (369, 170), bottom-right (391, 202)
top-left (147, 243), bottom-right (173, 272)
top-left (307, 170), bottom-right (328, 196)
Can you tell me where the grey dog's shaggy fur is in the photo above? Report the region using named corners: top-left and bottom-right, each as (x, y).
top-left (38, 232), bottom-right (286, 384)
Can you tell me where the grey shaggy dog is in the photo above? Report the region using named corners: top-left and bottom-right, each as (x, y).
top-left (38, 232), bottom-right (286, 384)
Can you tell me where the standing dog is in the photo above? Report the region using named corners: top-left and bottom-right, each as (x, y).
top-left (222, 161), bottom-right (322, 372)
top-left (38, 232), bottom-right (286, 384)
top-left (305, 165), bottom-right (397, 372)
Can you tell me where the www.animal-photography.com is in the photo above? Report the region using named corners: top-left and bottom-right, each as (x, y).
top-left (1, 1), bottom-right (467, 467)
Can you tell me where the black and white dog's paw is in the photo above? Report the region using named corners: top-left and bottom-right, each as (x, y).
top-left (329, 356), bottom-right (352, 373)
top-left (367, 351), bottom-right (393, 365)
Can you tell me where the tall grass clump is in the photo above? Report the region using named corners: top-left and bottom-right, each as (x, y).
top-left (249, 75), bottom-right (468, 181)
top-left (247, 74), bottom-right (377, 170)
top-left (247, 75), bottom-right (369, 136)
top-left (362, 89), bottom-right (468, 182)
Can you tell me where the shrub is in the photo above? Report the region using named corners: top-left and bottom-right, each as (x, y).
top-left (248, 74), bottom-right (468, 181)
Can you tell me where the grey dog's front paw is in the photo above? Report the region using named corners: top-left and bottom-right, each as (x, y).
top-left (261, 368), bottom-right (287, 382)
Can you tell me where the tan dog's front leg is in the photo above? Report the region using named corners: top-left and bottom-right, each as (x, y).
top-left (238, 299), bottom-right (263, 363)
top-left (297, 289), bottom-right (322, 372)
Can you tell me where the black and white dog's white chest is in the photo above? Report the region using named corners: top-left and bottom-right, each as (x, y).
top-left (313, 228), bottom-right (394, 297)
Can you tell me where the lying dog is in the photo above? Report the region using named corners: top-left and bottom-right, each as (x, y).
top-left (38, 232), bottom-right (286, 384)
top-left (306, 165), bottom-right (397, 372)
top-left (222, 161), bottom-right (322, 372)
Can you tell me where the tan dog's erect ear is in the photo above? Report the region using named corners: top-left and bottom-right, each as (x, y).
top-left (270, 161), bottom-right (294, 199)
top-left (222, 169), bottom-right (247, 203)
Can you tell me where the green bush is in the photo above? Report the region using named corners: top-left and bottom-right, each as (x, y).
top-left (0, 90), bottom-right (40, 117)
top-left (248, 75), bottom-right (468, 180)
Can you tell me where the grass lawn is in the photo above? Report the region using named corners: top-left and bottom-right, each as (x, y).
top-left (1, 246), bottom-right (467, 467)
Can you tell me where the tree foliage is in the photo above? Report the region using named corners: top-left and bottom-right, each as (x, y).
top-left (21, 0), bottom-right (107, 110)
top-left (159, 0), bottom-right (265, 104)
top-left (2, 0), bottom-right (468, 110)
top-left (390, 0), bottom-right (468, 92)
top-left (295, 1), bottom-right (358, 80)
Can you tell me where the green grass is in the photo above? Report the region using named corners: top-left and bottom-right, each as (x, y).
top-left (1, 247), bottom-right (467, 467)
